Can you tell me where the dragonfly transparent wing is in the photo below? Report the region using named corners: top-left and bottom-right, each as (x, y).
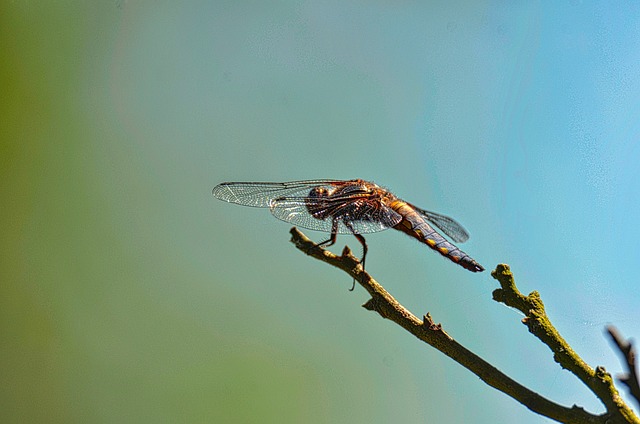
top-left (212, 180), bottom-right (341, 208)
top-left (410, 204), bottom-right (470, 243)
top-left (270, 195), bottom-right (402, 234)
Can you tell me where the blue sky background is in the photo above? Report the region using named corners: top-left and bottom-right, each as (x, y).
top-left (2, 2), bottom-right (640, 423)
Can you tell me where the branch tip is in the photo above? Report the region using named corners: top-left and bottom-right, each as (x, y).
top-left (606, 326), bottom-right (640, 408)
top-left (489, 265), bottom-right (638, 422)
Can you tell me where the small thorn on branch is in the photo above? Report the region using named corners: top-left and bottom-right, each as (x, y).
top-left (423, 312), bottom-right (437, 328)
top-left (363, 298), bottom-right (376, 312)
top-left (423, 313), bottom-right (453, 340)
top-left (341, 245), bottom-right (353, 258)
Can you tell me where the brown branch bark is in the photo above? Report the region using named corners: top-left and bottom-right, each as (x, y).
top-left (606, 326), bottom-right (640, 409)
top-left (289, 227), bottom-right (639, 424)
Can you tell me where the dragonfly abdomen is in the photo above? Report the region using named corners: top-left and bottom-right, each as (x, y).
top-left (390, 201), bottom-right (484, 272)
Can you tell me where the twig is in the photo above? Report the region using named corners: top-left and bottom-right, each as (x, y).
top-left (289, 228), bottom-right (639, 423)
top-left (606, 326), bottom-right (640, 409)
top-left (491, 265), bottom-right (638, 423)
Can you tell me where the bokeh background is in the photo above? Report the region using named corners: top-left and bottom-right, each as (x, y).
top-left (2, 2), bottom-right (640, 423)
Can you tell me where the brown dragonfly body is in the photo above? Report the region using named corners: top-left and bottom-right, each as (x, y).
top-left (213, 179), bottom-right (484, 273)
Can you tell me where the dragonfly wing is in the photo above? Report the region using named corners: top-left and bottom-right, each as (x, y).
top-left (410, 204), bottom-right (470, 243)
top-left (212, 180), bottom-right (341, 208)
top-left (342, 202), bottom-right (403, 234)
top-left (270, 195), bottom-right (402, 234)
top-left (269, 197), bottom-right (338, 232)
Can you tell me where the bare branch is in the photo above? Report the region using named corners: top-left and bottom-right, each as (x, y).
top-left (288, 228), bottom-right (636, 423)
top-left (606, 326), bottom-right (640, 409)
top-left (491, 265), bottom-right (638, 423)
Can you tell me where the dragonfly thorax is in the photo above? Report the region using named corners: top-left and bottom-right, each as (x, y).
top-left (305, 186), bottom-right (333, 219)
top-left (305, 181), bottom-right (379, 221)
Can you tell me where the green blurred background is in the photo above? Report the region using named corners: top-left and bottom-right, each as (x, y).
top-left (2, 2), bottom-right (639, 423)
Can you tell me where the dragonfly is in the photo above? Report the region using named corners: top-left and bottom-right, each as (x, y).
top-left (212, 179), bottom-right (484, 279)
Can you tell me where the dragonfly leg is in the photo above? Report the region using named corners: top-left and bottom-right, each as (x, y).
top-left (315, 232), bottom-right (337, 248)
top-left (315, 219), bottom-right (338, 247)
top-left (353, 234), bottom-right (367, 268)
top-left (345, 222), bottom-right (368, 291)
top-left (314, 219), bottom-right (339, 249)
top-left (305, 221), bottom-right (338, 260)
